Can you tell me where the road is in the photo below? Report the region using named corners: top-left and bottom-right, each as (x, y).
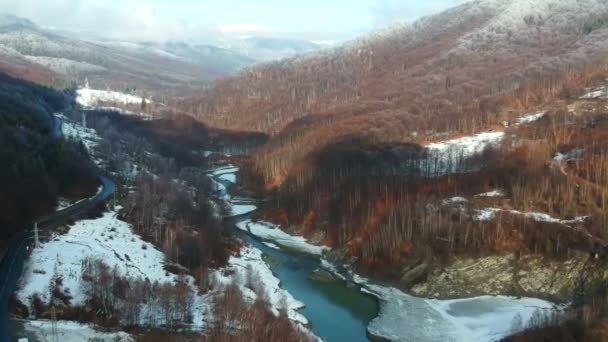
top-left (0, 112), bottom-right (115, 341)
top-left (0, 175), bottom-right (114, 341)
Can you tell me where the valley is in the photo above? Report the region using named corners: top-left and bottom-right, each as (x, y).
top-left (3, 0), bottom-right (608, 341)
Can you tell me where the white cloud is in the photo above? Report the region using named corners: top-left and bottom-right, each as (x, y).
top-left (217, 23), bottom-right (277, 35)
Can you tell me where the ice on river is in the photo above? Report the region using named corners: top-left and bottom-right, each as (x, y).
top-left (237, 220), bottom-right (330, 256)
top-left (356, 277), bottom-right (557, 342)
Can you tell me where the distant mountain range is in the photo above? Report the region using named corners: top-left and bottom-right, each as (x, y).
top-left (0, 13), bottom-right (331, 97)
top-left (220, 36), bottom-right (333, 61)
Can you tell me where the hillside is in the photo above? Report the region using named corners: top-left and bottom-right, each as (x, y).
top-left (0, 74), bottom-right (98, 247)
top-left (180, 0), bottom-right (608, 185)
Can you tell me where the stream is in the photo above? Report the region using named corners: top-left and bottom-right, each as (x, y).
top-left (209, 170), bottom-right (379, 342)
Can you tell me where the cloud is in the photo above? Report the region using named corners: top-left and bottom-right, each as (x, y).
top-left (0, 0), bottom-right (188, 41)
top-left (370, 0), bottom-right (468, 26)
top-left (217, 23), bottom-right (277, 35)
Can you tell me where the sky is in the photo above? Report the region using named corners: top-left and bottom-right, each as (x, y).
top-left (0, 0), bottom-right (467, 43)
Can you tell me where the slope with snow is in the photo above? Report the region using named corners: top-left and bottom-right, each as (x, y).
top-left (59, 114), bottom-right (100, 153)
top-left (212, 246), bottom-right (309, 325)
top-left (424, 132), bottom-right (504, 176)
top-left (17, 208), bottom-right (178, 305)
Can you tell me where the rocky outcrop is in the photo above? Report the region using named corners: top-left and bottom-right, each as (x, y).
top-left (409, 253), bottom-right (593, 302)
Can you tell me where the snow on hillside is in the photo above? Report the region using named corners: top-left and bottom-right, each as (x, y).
top-left (212, 245), bottom-right (309, 325)
top-left (458, 0), bottom-right (608, 46)
top-left (76, 88), bottom-right (149, 108)
top-left (23, 55), bottom-right (105, 74)
top-left (237, 220), bottom-right (330, 256)
top-left (514, 111), bottom-right (545, 125)
top-left (476, 190), bottom-right (504, 197)
top-left (427, 132), bottom-right (504, 155)
top-left (581, 86), bottom-right (608, 99)
top-left (474, 207), bottom-right (587, 226)
top-left (425, 132), bottom-right (504, 175)
top-left (22, 320), bottom-right (132, 342)
top-left (17, 208), bottom-right (178, 305)
top-left (59, 114), bottom-right (99, 153)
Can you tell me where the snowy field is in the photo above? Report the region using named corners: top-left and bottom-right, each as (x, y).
top-left (76, 88), bottom-right (149, 108)
top-left (18, 208), bottom-right (178, 305)
top-left (237, 220), bottom-right (330, 256)
top-left (17, 208), bottom-right (211, 328)
top-left (212, 246), bottom-right (309, 325)
top-left (21, 320), bottom-right (132, 342)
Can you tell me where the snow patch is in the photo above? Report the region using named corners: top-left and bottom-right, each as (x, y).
top-left (514, 111), bottom-right (546, 125)
top-left (230, 203), bottom-right (257, 217)
top-left (476, 190), bottom-right (504, 198)
top-left (443, 197), bottom-right (468, 205)
top-left (425, 132), bottom-right (504, 175)
top-left (219, 173), bottom-right (237, 183)
top-left (59, 116), bottom-right (99, 154)
top-left (76, 88), bottom-right (149, 108)
top-left (581, 87), bottom-right (608, 100)
top-left (474, 207), bottom-right (588, 226)
top-left (554, 148), bottom-right (584, 162)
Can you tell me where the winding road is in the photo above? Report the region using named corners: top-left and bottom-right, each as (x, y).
top-left (0, 113), bottom-right (115, 341)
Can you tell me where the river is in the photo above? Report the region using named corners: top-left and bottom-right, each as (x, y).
top-left (210, 171), bottom-right (379, 342)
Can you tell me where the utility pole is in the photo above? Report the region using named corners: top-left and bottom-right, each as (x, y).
top-left (50, 305), bottom-right (57, 342)
top-left (34, 222), bottom-right (40, 249)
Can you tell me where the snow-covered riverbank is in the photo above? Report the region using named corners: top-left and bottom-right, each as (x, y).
top-left (237, 220), bottom-right (330, 256)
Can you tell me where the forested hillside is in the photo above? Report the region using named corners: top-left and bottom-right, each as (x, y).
top-left (178, 0), bottom-right (608, 320)
top-left (0, 74), bottom-right (98, 243)
top-left (181, 0), bottom-right (608, 186)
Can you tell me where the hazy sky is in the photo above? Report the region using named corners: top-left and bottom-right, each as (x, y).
top-left (0, 0), bottom-right (466, 42)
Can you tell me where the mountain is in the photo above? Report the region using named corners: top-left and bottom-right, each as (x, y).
top-left (223, 37), bottom-right (330, 61)
top-left (101, 40), bottom-right (256, 75)
top-left (0, 15), bottom-right (239, 97)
